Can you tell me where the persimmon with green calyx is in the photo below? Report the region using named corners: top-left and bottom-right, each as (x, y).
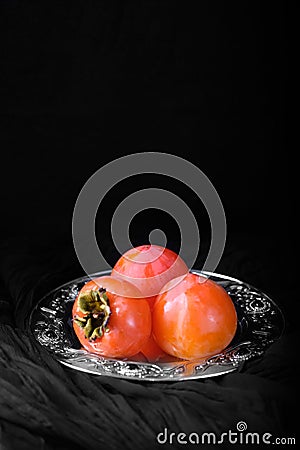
top-left (72, 276), bottom-right (151, 358)
top-left (152, 272), bottom-right (237, 360)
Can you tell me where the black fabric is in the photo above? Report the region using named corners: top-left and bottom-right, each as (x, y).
top-left (0, 235), bottom-right (297, 449)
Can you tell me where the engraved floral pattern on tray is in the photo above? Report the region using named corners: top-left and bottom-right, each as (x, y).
top-left (29, 270), bottom-right (284, 381)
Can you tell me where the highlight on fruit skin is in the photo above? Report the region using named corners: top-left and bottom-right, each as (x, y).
top-left (152, 272), bottom-right (237, 360)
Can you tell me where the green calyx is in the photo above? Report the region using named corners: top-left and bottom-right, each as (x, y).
top-left (74, 288), bottom-right (111, 341)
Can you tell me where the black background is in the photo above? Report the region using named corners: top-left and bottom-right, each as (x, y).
top-left (0, 2), bottom-right (295, 448)
top-left (0, 1), bottom-right (289, 249)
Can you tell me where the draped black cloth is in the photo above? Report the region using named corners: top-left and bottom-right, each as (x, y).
top-left (0, 235), bottom-right (297, 449)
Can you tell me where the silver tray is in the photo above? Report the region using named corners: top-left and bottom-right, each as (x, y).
top-left (30, 270), bottom-right (284, 382)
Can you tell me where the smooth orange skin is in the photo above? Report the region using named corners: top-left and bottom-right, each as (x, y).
top-left (137, 294), bottom-right (169, 362)
top-left (72, 276), bottom-right (151, 358)
top-left (153, 273), bottom-right (237, 360)
top-left (140, 334), bottom-right (169, 362)
top-left (111, 245), bottom-right (188, 298)
top-left (112, 245), bottom-right (188, 361)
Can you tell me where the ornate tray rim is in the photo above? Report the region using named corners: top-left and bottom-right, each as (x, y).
top-left (29, 270), bottom-right (285, 382)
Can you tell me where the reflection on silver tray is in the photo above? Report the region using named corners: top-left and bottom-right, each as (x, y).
top-left (29, 270), bottom-right (284, 382)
